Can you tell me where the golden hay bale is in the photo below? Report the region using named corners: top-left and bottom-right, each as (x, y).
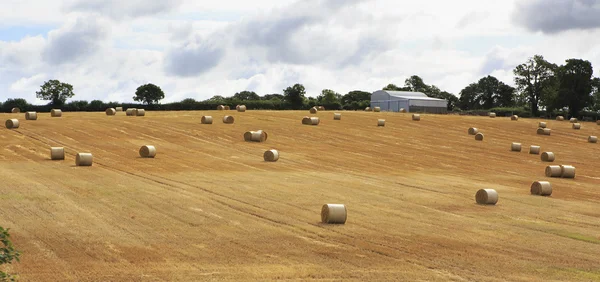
top-left (374, 107), bottom-right (381, 112)
top-left (139, 145), bottom-right (156, 158)
top-left (400, 108), bottom-right (407, 113)
top-left (511, 142), bottom-right (522, 152)
top-left (468, 127), bottom-right (478, 135)
top-left (25, 111), bottom-right (37, 120)
top-left (50, 147), bottom-right (65, 160)
top-left (541, 152), bottom-right (555, 162)
top-left (317, 106), bottom-right (325, 111)
top-left (511, 115), bottom-right (518, 121)
top-left (125, 108), bottom-right (136, 116)
top-left (11, 107), bottom-right (20, 113)
top-left (537, 128), bottom-right (551, 135)
top-left (51, 109), bottom-right (62, 117)
top-left (589, 136), bottom-right (598, 143)
top-left (243, 131), bottom-right (267, 142)
top-left (106, 108), bottom-right (117, 115)
top-left (597, 120), bottom-right (600, 125)
top-left (5, 119), bottom-right (19, 129)
top-left (264, 149), bottom-right (279, 162)
top-left (475, 189), bottom-right (498, 205)
top-left (236, 105), bottom-right (240, 110)
top-left (75, 153), bottom-right (93, 166)
top-left (365, 107), bottom-right (371, 111)
top-left (223, 115), bottom-right (235, 124)
top-left (529, 145), bottom-right (541, 155)
top-left (309, 107), bottom-right (318, 114)
top-left (475, 132), bottom-right (484, 141)
top-left (545, 165), bottom-right (561, 177)
top-left (217, 105), bottom-right (225, 110)
top-left (489, 112), bottom-right (496, 118)
top-left (412, 114), bottom-right (420, 121)
top-left (224, 105), bottom-right (231, 110)
top-left (530, 181), bottom-right (552, 196)
top-left (201, 116), bottom-right (213, 124)
top-left (302, 116), bottom-right (320, 125)
top-left (569, 118), bottom-right (578, 123)
top-left (333, 113), bottom-right (341, 120)
top-left (538, 122), bottom-right (547, 128)
top-left (377, 119), bottom-right (385, 127)
top-left (136, 109), bottom-right (146, 116)
top-left (321, 204), bottom-right (347, 224)
top-left (237, 105), bottom-right (247, 112)
top-left (556, 116), bottom-right (564, 121)
top-left (560, 165), bottom-right (575, 178)
top-left (115, 107), bottom-right (123, 112)
top-left (572, 123), bottom-right (581, 129)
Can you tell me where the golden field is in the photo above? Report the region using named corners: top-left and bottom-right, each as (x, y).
top-left (1, 110), bottom-right (599, 281)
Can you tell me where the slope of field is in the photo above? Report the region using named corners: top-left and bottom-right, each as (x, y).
top-left (1, 110), bottom-right (599, 281)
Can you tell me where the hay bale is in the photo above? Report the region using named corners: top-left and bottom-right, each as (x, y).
top-left (537, 128), bottom-right (551, 135)
top-left (237, 105), bottom-right (246, 112)
top-left (511, 115), bottom-right (519, 121)
top-left (264, 149), bottom-right (279, 162)
top-left (302, 116), bottom-right (319, 125)
top-left (333, 113), bottom-right (341, 120)
top-left (545, 165), bottom-right (561, 177)
top-left (115, 107), bottom-right (123, 112)
top-left (511, 142), bottom-right (522, 152)
top-left (412, 114), bottom-right (420, 121)
top-left (5, 119), bottom-right (19, 129)
top-left (589, 136), bottom-right (598, 143)
top-left (556, 116), bottom-right (564, 121)
top-left (201, 116), bottom-right (213, 124)
top-left (475, 189), bottom-right (498, 205)
top-left (365, 107), bottom-right (371, 111)
top-left (529, 145), bottom-right (541, 155)
top-left (50, 109), bottom-right (62, 117)
top-left (11, 107), bottom-right (20, 113)
top-left (224, 105), bottom-right (231, 110)
top-left (223, 116), bottom-right (235, 124)
top-left (309, 107), bottom-right (318, 114)
top-left (243, 131), bottom-right (267, 142)
top-left (560, 165), bottom-right (575, 178)
top-left (373, 107), bottom-right (381, 112)
top-left (75, 153), bottom-right (93, 166)
top-left (572, 123), bottom-right (581, 129)
top-left (139, 145), bottom-right (156, 158)
top-left (541, 152), bottom-right (555, 162)
top-left (50, 147), bottom-right (65, 160)
top-left (25, 112), bottom-right (37, 120)
top-left (538, 122), bottom-right (547, 128)
top-left (570, 118), bottom-right (578, 123)
top-left (317, 106), bottom-right (325, 111)
top-left (321, 204), bottom-right (347, 224)
top-left (468, 127), bottom-right (478, 135)
top-left (217, 105), bottom-right (225, 111)
top-left (125, 108), bottom-right (136, 116)
top-left (489, 112), bottom-right (496, 118)
top-left (475, 132), bottom-right (484, 141)
top-left (136, 109), bottom-right (146, 116)
top-left (400, 108), bottom-right (407, 113)
top-left (106, 108), bottom-right (117, 115)
top-left (377, 119), bottom-right (385, 127)
top-left (530, 181), bottom-right (552, 196)
top-left (597, 120), bottom-right (600, 125)
top-left (236, 105), bottom-right (240, 110)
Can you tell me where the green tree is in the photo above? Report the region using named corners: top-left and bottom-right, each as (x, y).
top-left (458, 76), bottom-right (515, 110)
top-left (513, 55), bottom-right (557, 116)
top-left (458, 83), bottom-right (481, 110)
top-left (317, 89), bottom-right (341, 104)
top-left (261, 94), bottom-right (284, 101)
top-left (35, 79), bottom-right (75, 106)
top-left (591, 77), bottom-right (600, 111)
top-left (133, 83), bottom-right (165, 105)
top-left (205, 95), bottom-right (227, 102)
top-left (382, 84), bottom-right (410, 91)
top-left (341, 90), bottom-right (371, 105)
top-left (404, 75), bottom-right (429, 93)
top-left (0, 226), bottom-right (21, 281)
top-left (232, 91), bottom-right (260, 101)
top-left (283, 83), bottom-right (306, 109)
top-left (2, 98), bottom-right (29, 113)
top-left (556, 59), bottom-right (594, 117)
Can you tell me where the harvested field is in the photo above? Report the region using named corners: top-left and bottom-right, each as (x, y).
top-left (1, 111), bottom-right (600, 281)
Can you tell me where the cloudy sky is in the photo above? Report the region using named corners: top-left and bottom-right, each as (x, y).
top-left (1, 0), bottom-right (600, 104)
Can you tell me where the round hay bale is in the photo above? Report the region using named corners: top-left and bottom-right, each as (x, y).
top-left (223, 116), bottom-right (235, 124)
top-left (489, 112), bottom-right (496, 118)
top-left (569, 118), bottom-right (578, 123)
top-left (529, 145), bottom-right (541, 155)
top-left (264, 149), bottom-right (279, 162)
top-left (243, 131), bottom-right (267, 142)
top-left (125, 108), bottom-right (136, 116)
top-left (373, 107), bottom-right (381, 112)
top-left (365, 107), bottom-right (371, 111)
top-left (139, 145), bottom-right (156, 158)
top-left (201, 116), bottom-right (213, 124)
top-left (530, 181), bottom-right (552, 196)
top-left (317, 106), bottom-right (325, 111)
top-left (511, 142), bottom-right (522, 152)
top-left (75, 153), bottom-right (93, 166)
top-left (572, 123), bottom-right (581, 130)
top-left (556, 116), bottom-right (564, 121)
top-left (589, 136), bottom-right (598, 143)
top-left (545, 165), bottom-right (562, 177)
top-left (25, 112), bottom-right (37, 120)
top-left (560, 165), bottom-right (575, 178)
top-left (11, 107), bottom-right (20, 113)
top-left (475, 189), bottom-right (498, 205)
top-left (475, 132), bottom-right (484, 141)
top-left (412, 114), bottom-right (420, 121)
top-left (237, 105), bottom-right (246, 112)
top-left (309, 107), bottom-right (318, 114)
top-left (400, 108), bottom-right (407, 113)
top-left (377, 119), bottom-right (385, 127)
top-left (538, 122), bottom-right (547, 128)
top-left (468, 127), bottom-right (478, 135)
top-left (511, 115), bottom-right (519, 121)
top-left (302, 117), bottom-right (319, 125)
top-left (115, 107), bottom-right (123, 112)
top-left (217, 105), bottom-right (225, 110)
top-left (236, 105), bottom-right (240, 110)
top-left (51, 109), bottom-right (62, 117)
top-left (136, 109), bottom-right (146, 116)
top-left (50, 147), bottom-right (65, 160)
top-left (106, 108), bottom-right (117, 116)
top-left (257, 130), bottom-right (268, 141)
top-left (333, 113), bottom-right (341, 120)
top-left (597, 120), bottom-right (600, 125)
top-left (224, 105), bottom-right (231, 110)
top-left (537, 128), bottom-right (551, 135)
top-left (321, 204), bottom-right (347, 224)
top-left (5, 119), bottom-right (19, 129)
top-left (541, 152), bottom-right (555, 162)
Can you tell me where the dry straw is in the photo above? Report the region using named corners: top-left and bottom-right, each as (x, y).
top-left (570, 118), bottom-right (578, 123)
top-left (321, 204), bottom-right (347, 224)
top-left (217, 105), bottom-right (225, 110)
top-left (25, 112), bottom-right (37, 120)
top-left (589, 136), bottom-right (598, 143)
top-left (538, 122), bottom-right (547, 128)
top-left (75, 153), bottom-right (93, 166)
top-left (302, 116), bottom-right (320, 125)
top-left (377, 119), bottom-right (385, 126)
top-left (106, 108), bottom-right (117, 116)
top-left (126, 108), bottom-right (136, 116)
top-left (243, 130), bottom-right (267, 142)
top-left (489, 112), bottom-right (496, 118)
top-left (50, 109), bottom-right (62, 117)
top-left (333, 113), bottom-right (341, 120)
top-left (529, 145), bottom-right (541, 154)
top-left (115, 107), bottom-right (123, 112)
top-left (556, 116), bottom-right (564, 121)
top-left (468, 127), bottom-right (478, 135)
top-left (530, 181), bottom-right (552, 196)
top-left (223, 116), bottom-right (235, 124)
top-left (572, 123), bottom-right (581, 129)
top-left (541, 152), bottom-right (555, 162)
top-left (264, 149), bottom-right (279, 162)
top-left (237, 105), bottom-right (247, 112)
top-left (11, 107), bottom-right (20, 113)
top-left (511, 142), bottom-right (522, 152)
top-left (136, 109), bottom-right (146, 116)
top-left (475, 132), bottom-right (484, 141)
top-left (5, 119), bottom-right (19, 129)
top-left (201, 116), bottom-right (213, 124)
top-left (560, 165), bottom-right (576, 178)
top-left (475, 189), bottom-right (498, 205)
top-left (412, 114), bottom-right (421, 121)
top-left (374, 107), bottom-right (381, 112)
top-left (545, 165), bottom-right (562, 177)
top-left (50, 147), bottom-right (65, 160)
top-left (139, 145), bottom-right (156, 158)
top-left (309, 107), bottom-right (318, 114)
top-left (511, 115), bottom-right (519, 121)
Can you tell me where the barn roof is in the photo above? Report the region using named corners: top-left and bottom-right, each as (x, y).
top-left (376, 90), bottom-right (446, 101)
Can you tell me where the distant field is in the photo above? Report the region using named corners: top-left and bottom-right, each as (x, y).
top-left (1, 110), bottom-right (599, 281)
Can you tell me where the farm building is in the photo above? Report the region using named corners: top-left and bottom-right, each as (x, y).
top-left (370, 90), bottom-right (448, 113)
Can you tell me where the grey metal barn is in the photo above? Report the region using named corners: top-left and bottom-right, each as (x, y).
top-left (370, 90), bottom-right (448, 113)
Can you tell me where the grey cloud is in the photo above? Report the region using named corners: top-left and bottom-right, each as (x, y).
top-left (42, 17), bottom-right (109, 65)
top-left (513, 0), bottom-right (600, 33)
top-left (65, 0), bottom-right (183, 20)
top-left (456, 11), bottom-right (491, 29)
top-left (163, 35), bottom-right (225, 77)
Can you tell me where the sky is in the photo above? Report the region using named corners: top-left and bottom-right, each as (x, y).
top-left (1, 0), bottom-right (600, 105)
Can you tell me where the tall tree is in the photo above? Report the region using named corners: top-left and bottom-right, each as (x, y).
top-left (261, 94), bottom-right (284, 101)
top-left (556, 59), bottom-right (594, 117)
top-left (232, 91), bottom-right (260, 101)
top-left (404, 75), bottom-right (429, 93)
top-left (458, 76), bottom-right (515, 110)
top-left (133, 83), bottom-right (165, 105)
top-left (35, 79), bottom-right (75, 106)
top-left (283, 83), bottom-right (306, 109)
top-left (458, 83), bottom-right (481, 110)
top-left (591, 77), bottom-right (600, 111)
top-left (382, 84), bottom-right (410, 91)
top-left (317, 89), bottom-right (341, 104)
top-left (341, 90), bottom-right (371, 105)
top-left (513, 55), bottom-right (557, 116)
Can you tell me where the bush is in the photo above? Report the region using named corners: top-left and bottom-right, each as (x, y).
top-left (1, 98), bottom-right (29, 113)
top-left (0, 226), bottom-right (20, 280)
